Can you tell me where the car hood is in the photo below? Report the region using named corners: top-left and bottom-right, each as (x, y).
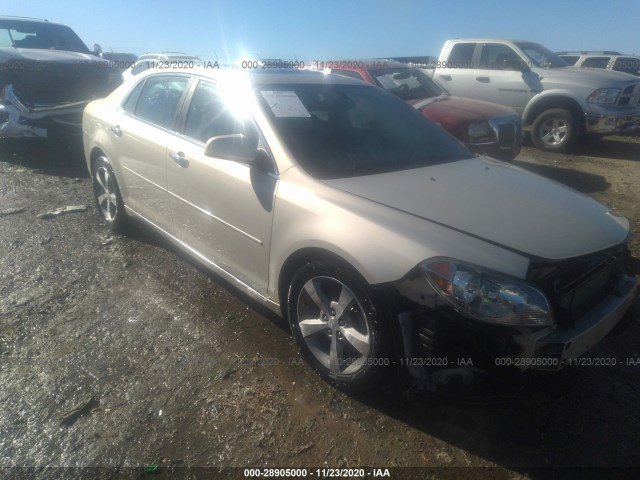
top-left (0, 48), bottom-right (120, 108)
top-left (409, 96), bottom-right (516, 121)
top-left (0, 47), bottom-right (101, 63)
top-left (539, 66), bottom-right (640, 88)
top-left (323, 157), bottom-right (629, 260)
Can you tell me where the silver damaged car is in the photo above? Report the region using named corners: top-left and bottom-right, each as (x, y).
top-left (82, 68), bottom-right (638, 390)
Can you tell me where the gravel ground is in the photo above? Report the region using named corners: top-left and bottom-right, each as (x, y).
top-left (0, 136), bottom-right (639, 480)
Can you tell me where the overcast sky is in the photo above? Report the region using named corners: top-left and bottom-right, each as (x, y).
top-left (3, 0), bottom-right (639, 61)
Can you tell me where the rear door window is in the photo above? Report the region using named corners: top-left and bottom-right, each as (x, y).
top-left (581, 57), bottom-right (611, 69)
top-left (447, 43), bottom-right (476, 68)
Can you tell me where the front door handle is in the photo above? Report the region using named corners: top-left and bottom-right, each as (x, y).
top-left (475, 76), bottom-right (490, 83)
top-left (169, 151), bottom-right (189, 168)
top-left (439, 75), bottom-right (452, 81)
top-left (111, 125), bottom-right (122, 137)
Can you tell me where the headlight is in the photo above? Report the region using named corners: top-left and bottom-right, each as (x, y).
top-left (422, 258), bottom-right (553, 327)
top-left (587, 88), bottom-right (620, 104)
top-left (467, 121), bottom-right (494, 141)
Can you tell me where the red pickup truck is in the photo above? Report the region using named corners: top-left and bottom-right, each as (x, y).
top-left (323, 60), bottom-right (522, 160)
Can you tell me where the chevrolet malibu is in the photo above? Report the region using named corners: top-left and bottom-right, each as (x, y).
top-left (83, 69), bottom-right (637, 390)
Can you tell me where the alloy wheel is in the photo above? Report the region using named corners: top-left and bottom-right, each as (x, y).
top-left (296, 276), bottom-right (371, 376)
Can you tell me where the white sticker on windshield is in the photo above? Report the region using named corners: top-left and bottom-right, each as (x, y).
top-left (260, 91), bottom-right (310, 118)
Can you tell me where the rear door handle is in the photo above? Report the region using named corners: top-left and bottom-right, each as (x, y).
top-left (439, 75), bottom-right (452, 81)
top-left (110, 125), bottom-right (122, 137)
top-left (476, 76), bottom-right (490, 83)
top-left (169, 151), bottom-right (189, 168)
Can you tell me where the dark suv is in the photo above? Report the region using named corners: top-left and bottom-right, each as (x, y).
top-left (0, 16), bottom-right (122, 139)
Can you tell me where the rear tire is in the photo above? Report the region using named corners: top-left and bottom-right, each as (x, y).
top-left (91, 156), bottom-right (127, 232)
top-left (531, 108), bottom-right (580, 153)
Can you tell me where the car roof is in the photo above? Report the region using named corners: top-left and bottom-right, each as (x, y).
top-left (0, 15), bottom-right (67, 27)
top-left (331, 59), bottom-right (409, 70)
top-left (138, 52), bottom-right (200, 60)
top-left (449, 38), bottom-right (532, 43)
top-left (138, 67), bottom-right (372, 86)
top-left (556, 51), bottom-right (622, 55)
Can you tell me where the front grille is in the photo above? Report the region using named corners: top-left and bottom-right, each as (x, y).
top-left (528, 244), bottom-right (630, 329)
top-left (496, 123), bottom-right (516, 148)
top-left (618, 83), bottom-right (640, 106)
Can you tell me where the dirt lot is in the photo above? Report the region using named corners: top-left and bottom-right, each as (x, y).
top-left (1, 136), bottom-right (639, 480)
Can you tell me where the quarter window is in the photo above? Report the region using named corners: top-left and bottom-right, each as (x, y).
top-left (134, 75), bottom-right (189, 129)
top-left (122, 80), bottom-right (145, 113)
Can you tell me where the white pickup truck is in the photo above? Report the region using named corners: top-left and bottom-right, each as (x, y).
top-left (429, 39), bottom-right (640, 152)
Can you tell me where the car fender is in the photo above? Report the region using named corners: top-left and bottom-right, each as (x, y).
top-left (522, 89), bottom-right (589, 125)
top-left (268, 167), bottom-right (530, 303)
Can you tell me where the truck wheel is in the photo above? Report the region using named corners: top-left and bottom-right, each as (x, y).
top-left (531, 108), bottom-right (579, 153)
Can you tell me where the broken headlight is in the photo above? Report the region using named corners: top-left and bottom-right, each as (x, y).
top-left (467, 121), bottom-right (494, 143)
top-left (422, 258), bottom-right (553, 327)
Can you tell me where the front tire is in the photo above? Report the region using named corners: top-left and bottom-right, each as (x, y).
top-left (531, 108), bottom-right (580, 153)
top-left (91, 156), bottom-right (127, 232)
top-left (287, 262), bottom-right (390, 390)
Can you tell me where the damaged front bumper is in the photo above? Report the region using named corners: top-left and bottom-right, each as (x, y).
top-left (0, 84), bottom-right (87, 139)
top-left (379, 268), bottom-right (637, 390)
top-left (523, 274), bottom-right (637, 369)
top-left (585, 108), bottom-right (640, 135)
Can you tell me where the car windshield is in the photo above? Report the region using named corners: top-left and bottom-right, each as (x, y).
top-left (0, 19), bottom-right (90, 53)
top-left (515, 42), bottom-right (567, 68)
top-left (256, 83), bottom-right (472, 179)
top-left (369, 67), bottom-right (445, 100)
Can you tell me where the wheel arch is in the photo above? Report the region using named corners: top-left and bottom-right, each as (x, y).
top-left (523, 94), bottom-right (585, 128)
top-left (277, 247), bottom-right (369, 319)
top-left (89, 147), bottom-right (108, 173)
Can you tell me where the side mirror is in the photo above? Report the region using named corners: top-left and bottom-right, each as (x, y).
top-left (94, 43), bottom-right (103, 57)
top-left (519, 62), bottom-right (531, 73)
top-left (204, 134), bottom-right (257, 164)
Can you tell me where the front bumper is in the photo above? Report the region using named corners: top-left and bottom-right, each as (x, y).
top-left (387, 270), bottom-right (637, 387)
top-left (585, 112), bottom-right (640, 134)
top-left (0, 84), bottom-right (87, 139)
top-left (468, 116), bottom-right (523, 161)
top-left (0, 103), bottom-right (85, 139)
top-left (524, 274), bottom-right (637, 369)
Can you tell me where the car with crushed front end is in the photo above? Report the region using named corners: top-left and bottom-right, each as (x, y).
top-left (82, 68), bottom-right (637, 391)
top-left (0, 16), bottom-right (122, 139)
top-left (321, 60), bottom-right (522, 161)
